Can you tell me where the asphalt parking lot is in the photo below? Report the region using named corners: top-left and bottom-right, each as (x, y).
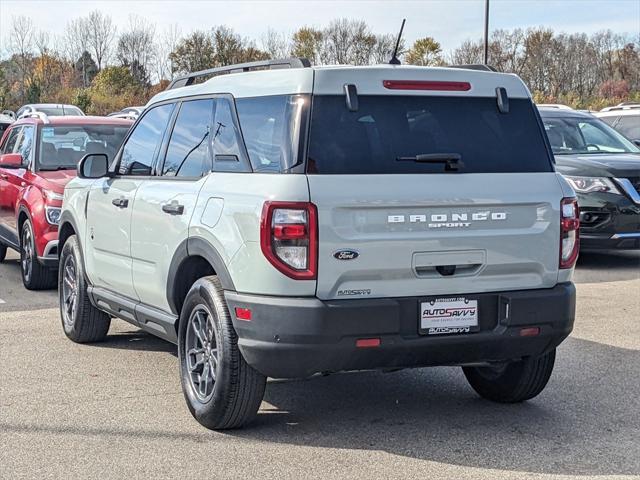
top-left (0, 249), bottom-right (638, 479)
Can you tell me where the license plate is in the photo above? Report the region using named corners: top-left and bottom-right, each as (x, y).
top-left (419, 297), bottom-right (478, 335)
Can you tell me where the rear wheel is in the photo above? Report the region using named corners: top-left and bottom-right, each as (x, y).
top-left (20, 220), bottom-right (56, 290)
top-left (59, 235), bottom-right (110, 343)
top-left (0, 243), bottom-right (6, 262)
top-left (463, 349), bottom-right (556, 403)
top-left (178, 276), bottom-right (266, 430)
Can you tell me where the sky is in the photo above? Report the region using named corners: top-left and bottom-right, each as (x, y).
top-left (0, 0), bottom-right (639, 54)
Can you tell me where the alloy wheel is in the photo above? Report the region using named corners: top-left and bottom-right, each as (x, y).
top-left (185, 305), bottom-right (219, 403)
top-left (61, 254), bottom-right (78, 329)
top-left (21, 226), bottom-right (33, 282)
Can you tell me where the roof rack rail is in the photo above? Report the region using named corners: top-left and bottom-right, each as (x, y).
top-left (448, 64), bottom-right (498, 72)
top-left (166, 57), bottom-right (312, 90)
top-left (18, 111), bottom-right (50, 123)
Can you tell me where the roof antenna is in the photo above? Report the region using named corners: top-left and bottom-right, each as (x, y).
top-left (389, 19), bottom-right (406, 65)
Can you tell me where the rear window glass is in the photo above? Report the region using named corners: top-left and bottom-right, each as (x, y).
top-left (307, 96), bottom-right (553, 174)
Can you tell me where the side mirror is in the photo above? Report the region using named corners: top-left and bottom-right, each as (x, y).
top-left (78, 153), bottom-right (109, 179)
top-left (0, 153), bottom-right (23, 168)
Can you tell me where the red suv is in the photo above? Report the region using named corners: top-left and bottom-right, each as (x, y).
top-left (0, 114), bottom-right (132, 289)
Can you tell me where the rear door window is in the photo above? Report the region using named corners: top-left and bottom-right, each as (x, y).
top-left (161, 99), bottom-right (214, 177)
top-left (615, 116), bottom-right (640, 140)
top-left (307, 96), bottom-right (553, 174)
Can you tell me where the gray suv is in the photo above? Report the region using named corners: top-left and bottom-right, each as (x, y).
top-left (58, 58), bottom-right (578, 430)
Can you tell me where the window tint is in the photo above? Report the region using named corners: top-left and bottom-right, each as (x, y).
top-left (2, 127), bottom-right (22, 153)
top-left (211, 98), bottom-right (242, 163)
top-left (615, 116), bottom-right (640, 140)
top-left (119, 103), bottom-right (174, 175)
top-left (162, 99), bottom-right (213, 177)
top-left (236, 95), bottom-right (308, 172)
top-left (598, 116), bottom-right (618, 127)
top-left (307, 96), bottom-right (553, 174)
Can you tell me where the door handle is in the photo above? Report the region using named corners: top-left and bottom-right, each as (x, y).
top-left (111, 197), bottom-right (129, 208)
top-left (0, 173), bottom-right (7, 179)
top-left (162, 202), bottom-right (184, 215)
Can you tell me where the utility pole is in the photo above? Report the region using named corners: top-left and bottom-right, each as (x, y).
top-left (483, 0), bottom-right (490, 64)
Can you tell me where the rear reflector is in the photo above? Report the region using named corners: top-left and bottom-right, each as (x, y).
top-left (383, 80), bottom-right (471, 91)
top-left (235, 307), bottom-right (252, 321)
top-left (519, 327), bottom-right (540, 337)
top-left (356, 338), bottom-right (381, 348)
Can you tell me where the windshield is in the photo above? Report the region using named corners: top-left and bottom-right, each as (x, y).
top-left (38, 124), bottom-right (130, 170)
top-left (306, 95), bottom-right (553, 174)
top-left (542, 115), bottom-right (640, 155)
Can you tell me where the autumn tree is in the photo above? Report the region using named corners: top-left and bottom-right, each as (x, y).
top-left (405, 37), bottom-right (443, 66)
top-left (291, 27), bottom-right (323, 64)
top-left (169, 31), bottom-right (215, 74)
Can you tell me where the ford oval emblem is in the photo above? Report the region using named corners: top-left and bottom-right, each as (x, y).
top-left (334, 249), bottom-right (359, 260)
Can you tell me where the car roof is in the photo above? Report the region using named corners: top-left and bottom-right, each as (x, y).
top-left (149, 64), bottom-right (531, 107)
top-left (10, 115), bottom-right (133, 127)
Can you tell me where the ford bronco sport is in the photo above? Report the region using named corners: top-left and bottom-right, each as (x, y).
top-left (58, 58), bottom-right (578, 430)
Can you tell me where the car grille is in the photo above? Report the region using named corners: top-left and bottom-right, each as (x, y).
top-left (615, 177), bottom-right (640, 205)
top-left (628, 177), bottom-right (640, 193)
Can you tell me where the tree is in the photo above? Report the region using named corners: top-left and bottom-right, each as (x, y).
top-left (261, 29), bottom-right (289, 59)
top-left (406, 37), bottom-right (443, 66)
top-left (64, 17), bottom-right (91, 86)
top-left (155, 24), bottom-right (182, 81)
top-left (169, 31), bottom-right (215, 75)
top-left (87, 10), bottom-right (116, 70)
top-left (321, 19), bottom-right (376, 65)
top-left (7, 16), bottom-right (35, 101)
top-left (74, 51), bottom-right (98, 87)
top-left (117, 15), bottom-right (156, 85)
top-left (291, 27), bottom-right (323, 64)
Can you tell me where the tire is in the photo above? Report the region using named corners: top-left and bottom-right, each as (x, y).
top-left (178, 276), bottom-right (266, 430)
top-left (463, 349), bottom-right (556, 403)
top-left (20, 220), bottom-right (56, 290)
top-left (0, 243), bottom-right (6, 262)
top-left (59, 235), bottom-right (111, 343)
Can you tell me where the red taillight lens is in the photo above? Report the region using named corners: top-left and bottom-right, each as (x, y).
top-left (560, 197), bottom-right (580, 269)
top-left (260, 201), bottom-right (318, 280)
top-left (383, 80), bottom-right (471, 91)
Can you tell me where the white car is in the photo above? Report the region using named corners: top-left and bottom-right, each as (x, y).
top-left (595, 103), bottom-right (640, 145)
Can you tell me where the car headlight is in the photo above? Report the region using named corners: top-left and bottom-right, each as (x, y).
top-left (564, 176), bottom-right (619, 194)
top-left (45, 206), bottom-right (61, 225)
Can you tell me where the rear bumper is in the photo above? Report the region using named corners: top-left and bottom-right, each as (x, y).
top-left (225, 283), bottom-right (576, 379)
top-left (581, 232), bottom-right (640, 250)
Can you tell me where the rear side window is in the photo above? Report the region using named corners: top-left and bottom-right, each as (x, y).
top-left (615, 116), bottom-right (640, 140)
top-left (306, 96), bottom-right (553, 174)
top-left (119, 103), bottom-right (174, 175)
top-left (162, 99), bottom-right (213, 177)
top-left (2, 126), bottom-right (22, 154)
top-left (236, 95), bottom-right (308, 173)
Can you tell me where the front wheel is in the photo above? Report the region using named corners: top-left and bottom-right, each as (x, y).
top-left (20, 220), bottom-right (56, 290)
top-left (59, 235), bottom-right (111, 343)
top-left (178, 276), bottom-right (266, 430)
top-left (463, 349), bottom-right (556, 403)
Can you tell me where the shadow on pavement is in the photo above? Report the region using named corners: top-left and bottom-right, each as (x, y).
top-left (227, 337), bottom-right (640, 476)
top-left (93, 329), bottom-right (177, 356)
top-left (574, 250), bottom-right (640, 283)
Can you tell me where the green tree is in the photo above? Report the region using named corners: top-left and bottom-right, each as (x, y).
top-left (405, 37), bottom-right (443, 66)
top-left (291, 27), bottom-right (323, 64)
top-left (169, 31), bottom-right (215, 75)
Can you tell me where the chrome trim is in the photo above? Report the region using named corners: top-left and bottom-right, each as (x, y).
top-left (611, 233), bottom-right (640, 240)
top-left (39, 240), bottom-right (59, 260)
top-left (614, 178), bottom-right (640, 205)
top-left (45, 206), bottom-right (61, 225)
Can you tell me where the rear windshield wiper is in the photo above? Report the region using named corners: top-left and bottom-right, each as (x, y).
top-left (396, 153), bottom-right (464, 172)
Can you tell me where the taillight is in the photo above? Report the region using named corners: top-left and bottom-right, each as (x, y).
top-left (560, 197), bottom-right (580, 269)
top-left (260, 201), bottom-right (318, 280)
top-left (382, 80), bottom-right (471, 91)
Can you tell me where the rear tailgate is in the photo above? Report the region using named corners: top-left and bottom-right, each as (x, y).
top-left (306, 67), bottom-right (564, 301)
top-left (309, 173), bottom-right (562, 300)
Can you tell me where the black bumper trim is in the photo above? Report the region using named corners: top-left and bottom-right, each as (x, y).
top-left (225, 283), bottom-right (576, 379)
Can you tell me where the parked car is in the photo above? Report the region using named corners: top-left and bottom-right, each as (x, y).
top-left (0, 114), bottom-right (132, 289)
top-left (0, 110), bottom-right (15, 137)
top-left (108, 106), bottom-right (145, 120)
top-left (58, 58), bottom-right (577, 430)
top-left (595, 103), bottom-right (640, 146)
top-left (539, 107), bottom-right (640, 250)
top-left (16, 103), bottom-right (85, 119)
